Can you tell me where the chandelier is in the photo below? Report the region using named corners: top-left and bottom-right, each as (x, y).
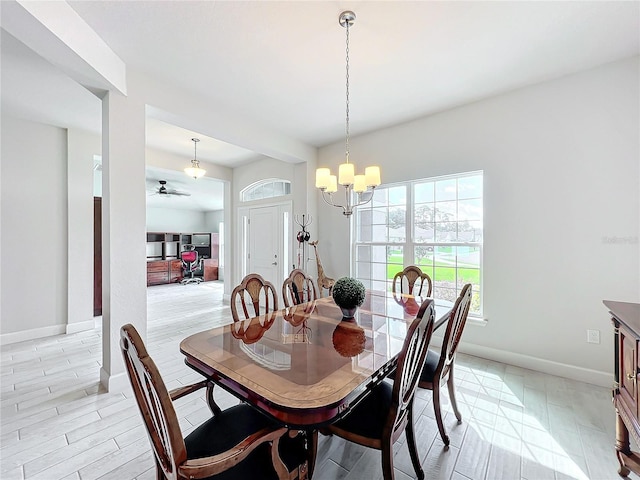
top-left (315, 11), bottom-right (380, 217)
top-left (184, 138), bottom-right (206, 179)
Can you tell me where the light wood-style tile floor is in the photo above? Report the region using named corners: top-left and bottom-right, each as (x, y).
top-left (0, 282), bottom-right (623, 479)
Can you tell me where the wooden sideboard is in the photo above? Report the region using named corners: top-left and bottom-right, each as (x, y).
top-left (606, 300), bottom-right (640, 477)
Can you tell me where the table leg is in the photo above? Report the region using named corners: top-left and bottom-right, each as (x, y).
top-left (306, 429), bottom-right (318, 479)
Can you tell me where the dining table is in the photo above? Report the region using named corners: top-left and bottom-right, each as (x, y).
top-left (180, 289), bottom-right (452, 477)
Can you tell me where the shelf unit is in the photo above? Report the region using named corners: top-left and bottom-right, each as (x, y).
top-left (146, 231), bottom-right (219, 285)
top-left (146, 232), bottom-right (180, 260)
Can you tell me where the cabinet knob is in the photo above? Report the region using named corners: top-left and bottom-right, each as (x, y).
top-left (627, 372), bottom-right (636, 381)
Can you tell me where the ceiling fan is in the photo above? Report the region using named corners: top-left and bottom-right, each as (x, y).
top-left (151, 180), bottom-right (191, 197)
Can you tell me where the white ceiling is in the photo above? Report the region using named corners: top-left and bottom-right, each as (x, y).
top-left (2, 1), bottom-right (639, 210)
top-left (145, 165), bottom-right (225, 211)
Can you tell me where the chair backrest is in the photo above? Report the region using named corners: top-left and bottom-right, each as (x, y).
top-left (282, 269), bottom-right (318, 307)
top-left (436, 283), bottom-right (472, 377)
top-left (182, 250), bottom-right (198, 263)
top-left (120, 324), bottom-right (186, 479)
top-left (231, 273), bottom-right (279, 322)
top-left (181, 250), bottom-right (199, 274)
top-left (386, 299), bottom-right (435, 442)
top-left (392, 266), bottom-right (432, 297)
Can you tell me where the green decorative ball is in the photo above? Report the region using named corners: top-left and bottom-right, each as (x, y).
top-left (332, 277), bottom-right (366, 309)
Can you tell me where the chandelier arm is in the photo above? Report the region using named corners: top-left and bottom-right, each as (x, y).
top-left (353, 188), bottom-right (376, 208)
top-left (320, 190), bottom-right (350, 216)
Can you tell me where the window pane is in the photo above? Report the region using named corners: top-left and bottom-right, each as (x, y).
top-left (414, 182), bottom-right (434, 203)
top-left (458, 199), bottom-right (482, 221)
top-left (372, 246), bottom-right (386, 262)
top-left (434, 247), bottom-right (454, 266)
top-left (241, 179), bottom-right (291, 202)
top-left (371, 208), bottom-right (387, 224)
top-left (414, 246), bottom-right (434, 268)
top-left (372, 224), bottom-right (387, 242)
top-left (388, 206), bottom-right (406, 242)
top-left (458, 175), bottom-right (483, 199)
top-left (435, 179), bottom-right (456, 201)
top-left (435, 201), bottom-right (457, 222)
top-left (372, 188), bottom-right (387, 207)
top-left (435, 222), bottom-right (457, 242)
top-left (356, 261), bottom-right (371, 278)
top-left (356, 245), bottom-right (371, 261)
top-left (388, 186), bottom-right (406, 206)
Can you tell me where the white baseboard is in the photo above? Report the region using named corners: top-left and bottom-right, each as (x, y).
top-left (66, 320), bottom-right (95, 334)
top-left (100, 368), bottom-right (130, 393)
top-left (449, 341), bottom-right (612, 388)
top-left (0, 324), bottom-right (66, 346)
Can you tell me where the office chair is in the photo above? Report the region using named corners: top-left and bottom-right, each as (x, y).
top-left (181, 246), bottom-right (203, 285)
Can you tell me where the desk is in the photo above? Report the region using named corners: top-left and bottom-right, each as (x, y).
top-left (180, 290), bottom-right (451, 428)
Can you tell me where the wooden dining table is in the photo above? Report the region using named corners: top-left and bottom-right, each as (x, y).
top-left (180, 290), bottom-right (452, 428)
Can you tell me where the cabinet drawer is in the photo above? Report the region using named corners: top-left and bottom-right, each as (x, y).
top-left (147, 261), bottom-right (168, 273)
top-left (620, 326), bottom-right (639, 419)
top-left (148, 272), bottom-right (169, 285)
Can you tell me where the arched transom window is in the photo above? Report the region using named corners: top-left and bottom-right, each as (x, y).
top-left (241, 179), bottom-right (291, 202)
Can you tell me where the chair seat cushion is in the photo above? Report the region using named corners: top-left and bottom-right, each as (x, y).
top-left (330, 380), bottom-right (393, 440)
top-left (418, 348), bottom-right (440, 385)
top-left (184, 403), bottom-right (306, 480)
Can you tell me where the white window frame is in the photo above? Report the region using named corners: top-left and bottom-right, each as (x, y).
top-left (352, 171), bottom-right (483, 315)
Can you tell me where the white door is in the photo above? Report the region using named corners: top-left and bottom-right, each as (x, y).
top-left (248, 205), bottom-right (281, 288)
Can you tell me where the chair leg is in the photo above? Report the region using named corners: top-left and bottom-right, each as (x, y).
top-left (406, 403), bottom-right (425, 480)
top-left (447, 364), bottom-right (462, 423)
top-left (432, 382), bottom-right (450, 446)
top-left (206, 382), bottom-right (222, 417)
top-left (381, 439), bottom-right (396, 480)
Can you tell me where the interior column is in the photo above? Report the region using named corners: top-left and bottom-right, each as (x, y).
top-left (100, 90), bottom-right (147, 391)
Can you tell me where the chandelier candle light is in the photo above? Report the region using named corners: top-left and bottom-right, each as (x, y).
top-left (184, 137), bottom-right (206, 179)
top-left (316, 11), bottom-right (381, 217)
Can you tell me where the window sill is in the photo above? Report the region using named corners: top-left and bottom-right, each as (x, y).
top-left (467, 315), bottom-right (488, 327)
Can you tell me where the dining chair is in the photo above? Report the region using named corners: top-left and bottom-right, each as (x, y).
top-left (392, 265), bottom-right (432, 297)
top-left (120, 324), bottom-right (308, 480)
top-left (282, 268), bottom-right (318, 307)
top-left (418, 283), bottom-right (472, 446)
top-left (231, 273), bottom-right (279, 322)
top-left (325, 299), bottom-right (436, 480)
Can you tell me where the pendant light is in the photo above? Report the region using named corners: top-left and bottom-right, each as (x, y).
top-left (184, 138), bottom-right (206, 179)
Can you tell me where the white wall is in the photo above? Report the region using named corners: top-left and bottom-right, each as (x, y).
top-left (204, 210), bottom-right (223, 232)
top-left (1, 115), bottom-right (68, 335)
top-left (67, 128), bottom-right (100, 333)
top-left (146, 207), bottom-right (207, 233)
top-left (317, 57), bottom-right (640, 382)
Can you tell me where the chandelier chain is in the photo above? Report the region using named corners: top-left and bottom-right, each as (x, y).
top-left (345, 21), bottom-right (350, 163)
